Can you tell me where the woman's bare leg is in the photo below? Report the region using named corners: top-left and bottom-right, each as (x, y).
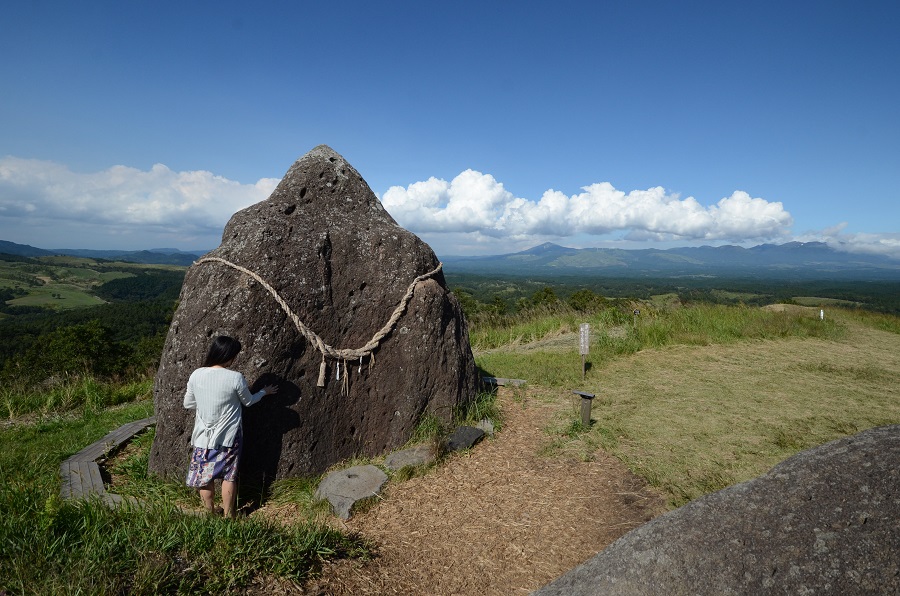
top-left (221, 480), bottom-right (237, 517)
top-left (198, 481), bottom-right (216, 512)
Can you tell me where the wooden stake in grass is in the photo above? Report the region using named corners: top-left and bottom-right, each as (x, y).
top-left (573, 391), bottom-right (595, 427)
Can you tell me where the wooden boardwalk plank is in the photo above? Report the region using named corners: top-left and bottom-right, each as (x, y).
top-left (70, 417), bottom-right (157, 461)
top-left (74, 444), bottom-right (105, 461)
top-left (59, 460), bottom-right (73, 498)
top-left (68, 462), bottom-right (88, 498)
top-left (86, 461), bottom-right (106, 494)
top-left (60, 417), bottom-right (157, 504)
top-left (481, 376), bottom-right (527, 387)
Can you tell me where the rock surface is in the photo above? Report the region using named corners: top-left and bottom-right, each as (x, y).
top-left (148, 145), bottom-right (477, 486)
top-left (316, 464), bottom-right (389, 519)
top-left (445, 426), bottom-right (485, 452)
top-left (533, 424), bottom-right (900, 595)
top-left (384, 444), bottom-right (435, 471)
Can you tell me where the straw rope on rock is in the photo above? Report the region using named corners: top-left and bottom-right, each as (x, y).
top-left (196, 256), bottom-right (443, 388)
top-left (149, 145), bottom-right (477, 482)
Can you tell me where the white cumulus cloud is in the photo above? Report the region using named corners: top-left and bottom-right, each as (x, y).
top-left (383, 170), bottom-right (794, 243)
top-left (6, 157), bottom-right (896, 261)
top-left (0, 156), bottom-right (279, 248)
top-left (798, 223), bottom-right (900, 260)
top-left (382, 170), bottom-right (516, 234)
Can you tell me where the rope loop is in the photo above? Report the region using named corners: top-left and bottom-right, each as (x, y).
top-left (196, 256), bottom-right (442, 389)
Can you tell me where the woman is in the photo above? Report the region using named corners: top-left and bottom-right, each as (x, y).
top-left (183, 335), bottom-right (278, 517)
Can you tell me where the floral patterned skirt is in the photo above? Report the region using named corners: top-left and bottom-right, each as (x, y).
top-left (185, 428), bottom-right (242, 487)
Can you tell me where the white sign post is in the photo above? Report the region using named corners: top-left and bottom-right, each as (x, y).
top-left (579, 323), bottom-right (590, 380)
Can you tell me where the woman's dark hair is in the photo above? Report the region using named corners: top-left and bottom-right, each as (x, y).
top-left (203, 336), bottom-right (242, 367)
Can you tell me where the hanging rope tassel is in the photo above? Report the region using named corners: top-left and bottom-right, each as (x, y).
top-left (342, 359), bottom-right (350, 395)
top-left (317, 357), bottom-right (327, 387)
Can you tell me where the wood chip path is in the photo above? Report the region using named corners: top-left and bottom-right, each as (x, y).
top-left (281, 388), bottom-right (667, 595)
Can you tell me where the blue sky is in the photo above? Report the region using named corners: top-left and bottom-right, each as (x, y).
top-left (1, 1), bottom-right (898, 258)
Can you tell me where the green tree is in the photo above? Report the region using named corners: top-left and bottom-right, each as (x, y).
top-left (489, 295), bottom-right (507, 314)
top-left (19, 320), bottom-right (121, 379)
top-left (568, 289), bottom-right (608, 313)
top-left (95, 270), bottom-right (184, 302)
top-left (530, 286), bottom-right (558, 308)
top-left (452, 287), bottom-right (479, 317)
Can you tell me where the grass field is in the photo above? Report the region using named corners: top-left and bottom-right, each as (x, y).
top-left (711, 288), bottom-right (764, 302)
top-left (2, 301), bottom-right (898, 591)
top-left (6, 283), bottom-right (108, 309)
top-left (792, 295), bottom-right (860, 307)
top-left (0, 256), bottom-right (181, 310)
top-left (475, 306), bottom-right (900, 507)
top-left (0, 395), bottom-right (369, 593)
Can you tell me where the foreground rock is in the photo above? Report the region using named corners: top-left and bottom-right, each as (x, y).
top-left (384, 444), bottom-right (435, 471)
top-left (534, 424), bottom-right (900, 595)
top-left (316, 465), bottom-right (389, 519)
top-left (149, 145), bottom-right (477, 486)
top-left (445, 425), bottom-right (485, 452)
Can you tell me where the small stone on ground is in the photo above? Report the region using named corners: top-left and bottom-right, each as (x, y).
top-left (315, 464), bottom-right (388, 519)
top-left (445, 425), bottom-right (485, 452)
top-left (384, 444), bottom-right (435, 470)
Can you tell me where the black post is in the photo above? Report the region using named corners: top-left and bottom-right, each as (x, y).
top-left (572, 390), bottom-right (595, 427)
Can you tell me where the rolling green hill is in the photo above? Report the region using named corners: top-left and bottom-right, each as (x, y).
top-left (0, 253), bottom-right (184, 313)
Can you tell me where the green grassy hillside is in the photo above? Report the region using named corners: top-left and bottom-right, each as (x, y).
top-left (0, 254), bottom-right (183, 312)
top-left (1, 288), bottom-right (898, 592)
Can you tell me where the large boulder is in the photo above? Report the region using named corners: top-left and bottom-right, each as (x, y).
top-left (148, 145), bottom-right (477, 486)
top-left (533, 424), bottom-right (900, 595)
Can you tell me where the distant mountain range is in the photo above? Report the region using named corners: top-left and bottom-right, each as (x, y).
top-left (3, 239), bottom-right (899, 280)
top-left (0, 240), bottom-right (204, 266)
top-left (442, 242), bottom-right (900, 280)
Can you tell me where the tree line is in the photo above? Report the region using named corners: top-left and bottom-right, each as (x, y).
top-left (0, 269), bottom-right (183, 384)
top-left (446, 272), bottom-right (900, 315)
top-left (3, 264), bottom-right (899, 387)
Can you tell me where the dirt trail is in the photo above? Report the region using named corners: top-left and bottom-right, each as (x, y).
top-left (288, 388), bottom-right (666, 595)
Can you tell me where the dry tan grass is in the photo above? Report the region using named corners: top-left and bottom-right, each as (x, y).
top-left (761, 303), bottom-right (822, 315)
top-left (473, 327), bottom-right (575, 356)
top-left (594, 311), bottom-right (900, 503)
